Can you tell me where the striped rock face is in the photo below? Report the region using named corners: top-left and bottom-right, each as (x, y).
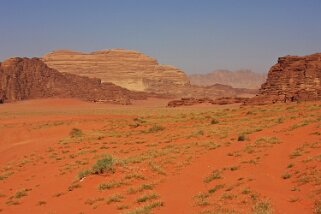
top-left (0, 57), bottom-right (148, 104)
top-left (42, 49), bottom-right (190, 93)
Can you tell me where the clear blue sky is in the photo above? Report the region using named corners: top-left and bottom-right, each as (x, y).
top-left (1, 0), bottom-right (321, 74)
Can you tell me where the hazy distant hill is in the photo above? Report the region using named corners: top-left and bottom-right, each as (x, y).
top-left (189, 69), bottom-right (267, 89)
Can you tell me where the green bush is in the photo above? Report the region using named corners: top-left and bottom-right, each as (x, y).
top-left (77, 169), bottom-right (91, 180)
top-left (91, 154), bottom-right (114, 174)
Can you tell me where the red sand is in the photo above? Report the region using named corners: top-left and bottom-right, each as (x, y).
top-left (0, 98), bottom-right (320, 213)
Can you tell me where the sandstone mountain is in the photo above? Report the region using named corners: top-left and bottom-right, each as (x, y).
top-left (0, 57), bottom-right (147, 104)
top-left (42, 48), bottom-right (257, 99)
top-left (43, 49), bottom-right (189, 93)
top-left (248, 53), bottom-right (321, 104)
top-left (189, 69), bottom-right (266, 89)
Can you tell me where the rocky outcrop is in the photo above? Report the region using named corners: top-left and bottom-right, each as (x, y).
top-left (42, 49), bottom-right (190, 93)
top-left (167, 97), bottom-right (249, 107)
top-left (42, 49), bottom-right (259, 99)
top-left (189, 69), bottom-right (266, 89)
top-left (170, 84), bottom-right (257, 99)
top-left (211, 97), bottom-right (250, 105)
top-left (168, 98), bottom-right (214, 107)
top-left (248, 53), bottom-right (321, 104)
top-left (0, 57), bottom-right (147, 104)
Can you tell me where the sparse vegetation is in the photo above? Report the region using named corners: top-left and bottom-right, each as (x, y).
top-left (136, 192), bottom-right (159, 203)
top-left (204, 170), bottom-right (222, 183)
top-left (98, 180), bottom-right (126, 190)
top-left (2, 94), bottom-right (321, 213)
top-left (37, 201), bottom-right (47, 206)
top-left (14, 189), bottom-right (29, 199)
top-left (145, 124), bottom-right (165, 133)
top-left (70, 128), bottom-right (83, 138)
top-left (77, 169), bottom-right (91, 180)
top-left (127, 183), bottom-right (155, 194)
top-left (106, 194), bottom-right (124, 204)
top-left (127, 200), bottom-right (164, 214)
top-left (314, 199), bottom-right (321, 214)
top-left (211, 119), bottom-right (219, 124)
top-left (149, 162), bottom-right (166, 175)
top-left (252, 199), bottom-right (273, 214)
top-left (208, 184), bottom-right (225, 194)
top-left (238, 134), bottom-right (247, 141)
top-left (91, 154), bottom-right (114, 174)
top-left (68, 183), bottom-right (81, 191)
top-left (193, 192), bottom-right (210, 206)
top-left (281, 172), bottom-right (292, 179)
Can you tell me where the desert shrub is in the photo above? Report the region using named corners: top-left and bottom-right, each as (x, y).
top-left (106, 194), bottom-right (124, 204)
top-left (208, 184), bottom-right (225, 194)
top-left (127, 201), bottom-right (163, 214)
top-left (68, 183), bottom-right (81, 191)
top-left (134, 117), bottom-right (146, 123)
top-left (136, 193), bottom-right (159, 203)
top-left (14, 189), bottom-right (28, 199)
top-left (242, 188), bottom-right (251, 195)
top-left (252, 199), bottom-right (273, 214)
top-left (238, 134), bottom-right (247, 141)
top-left (37, 201), bottom-right (47, 206)
top-left (69, 128), bottom-right (83, 138)
top-left (91, 154), bottom-right (114, 174)
top-left (204, 170), bottom-right (222, 183)
top-left (98, 180), bottom-right (125, 190)
top-left (211, 119), bottom-right (219, 124)
top-left (146, 124), bottom-right (165, 133)
top-left (78, 169), bottom-right (91, 180)
top-left (314, 199), bottom-right (321, 214)
top-left (281, 172), bottom-right (291, 179)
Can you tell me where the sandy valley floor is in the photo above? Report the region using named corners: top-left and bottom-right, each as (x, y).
top-left (0, 99), bottom-right (321, 214)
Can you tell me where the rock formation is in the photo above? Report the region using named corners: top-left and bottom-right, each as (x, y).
top-left (168, 98), bottom-right (214, 107)
top-left (42, 49), bottom-right (189, 93)
top-left (167, 97), bottom-right (249, 107)
top-left (189, 69), bottom-right (266, 89)
top-left (248, 53), bottom-right (321, 104)
top-left (0, 57), bottom-right (147, 104)
top-left (42, 49), bottom-right (259, 99)
top-left (167, 84), bottom-right (257, 99)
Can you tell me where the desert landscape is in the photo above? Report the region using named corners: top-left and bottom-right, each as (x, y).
top-left (1, 1), bottom-right (321, 214)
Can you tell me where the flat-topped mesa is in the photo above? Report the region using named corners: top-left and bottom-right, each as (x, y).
top-left (42, 49), bottom-right (190, 93)
top-left (0, 57), bottom-right (148, 104)
top-left (247, 53), bottom-right (321, 104)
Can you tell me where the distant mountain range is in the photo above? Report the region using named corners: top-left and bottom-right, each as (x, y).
top-left (0, 49), bottom-right (261, 105)
top-left (189, 69), bottom-right (267, 89)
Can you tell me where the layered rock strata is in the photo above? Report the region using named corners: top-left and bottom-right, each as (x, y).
top-left (248, 53), bottom-right (321, 104)
top-left (43, 49), bottom-right (190, 93)
top-left (0, 57), bottom-right (147, 104)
